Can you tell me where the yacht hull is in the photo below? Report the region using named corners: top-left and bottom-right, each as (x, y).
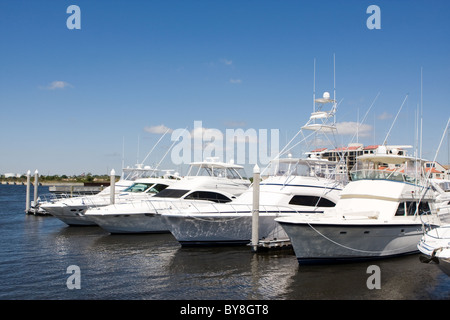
top-left (418, 225), bottom-right (450, 276)
top-left (88, 213), bottom-right (170, 234)
top-left (437, 257), bottom-right (450, 276)
top-left (162, 211), bottom-right (296, 246)
top-left (278, 220), bottom-right (425, 264)
top-left (42, 204), bottom-right (97, 226)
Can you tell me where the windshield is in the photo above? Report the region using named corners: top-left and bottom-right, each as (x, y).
top-left (269, 160), bottom-right (339, 179)
top-left (122, 168), bottom-right (159, 180)
top-left (146, 184), bottom-right (169, 194)
top-left (123, 183), bottom-right (155, 193)
top-left (188, 166), bottom-right (245, 179)
top-left (350, 159), bottom-right (422, 183)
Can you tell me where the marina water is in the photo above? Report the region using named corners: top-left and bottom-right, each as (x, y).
top-left (0, 184), bottom-right (449, 300)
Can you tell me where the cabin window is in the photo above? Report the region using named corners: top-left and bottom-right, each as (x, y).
top-left (153, 189), bottom-right (189, 198)
top-left (184, 191), bottom-right (232, 203)
top-left (146, 184), bottom-right (169, 194)
top-left (395, 203), bottom-right (405, 216)
top-left (418, 201), bottom-right (431, 215)
top-left (288, 195), bottom-right (335, 207)
top-left (395, 201), bottom-right (430, 216)
top-left (406, 201), bottom-right (416, 216)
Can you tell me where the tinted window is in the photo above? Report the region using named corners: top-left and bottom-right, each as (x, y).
top-left (395, 203), bottom-right (405, 216)
top-left (395, 201), bottom-right (430, 216)
top-left (185, 191), bottom-right (232, 203)
top-left (153, 189), bottom-right (189, 198)
top-left (289, 195), bottom-right (335, 207)
top-left (146, 184), bottom-right (169, 194)
top-left (418, 201), bottom-right (430, 214)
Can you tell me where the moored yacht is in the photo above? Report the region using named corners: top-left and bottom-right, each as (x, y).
top-left (276, 147), bottom-right (442, 264)
top-left (430, 179), bottom-right (450, 223)
top-left (418, 224), bottom-right (450, 276)
top-left (84, 158), bottom-right (251, 233)
top-left (40, 166), bottom-right (179, 226)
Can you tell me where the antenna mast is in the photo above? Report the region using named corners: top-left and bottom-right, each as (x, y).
top-left (313, 58), bottom-right (316, 113)
top-left (420, 67), bottom-right (423, 161)
top-left (333, 53), bottom-right (336, 123)
top-left (383, 95), bottom-right (408, 145)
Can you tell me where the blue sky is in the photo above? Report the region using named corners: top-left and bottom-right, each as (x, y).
top-left (1, 0), bottom-right (449, 176)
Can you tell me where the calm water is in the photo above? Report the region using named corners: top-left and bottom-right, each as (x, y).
top-left (0, 184), bottom-right (449, 301)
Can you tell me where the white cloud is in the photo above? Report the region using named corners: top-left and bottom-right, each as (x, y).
top-left (42, 81), bottom-right (73, 90)
top-left (229, 78), bottom-right (242, 84)
top-left (144, 124), bottom-right (173, 134)
top-left (336, 121), bottom-right (373, 137)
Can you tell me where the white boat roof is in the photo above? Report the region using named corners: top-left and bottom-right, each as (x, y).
top-left (357, 153), bottom-right (419, 165)
top-left (271, 157), bottom-right (338, 165)
top-left (131, 177), bottom-right (180, 184)
top-left (301, 123), bottom-right (337, 132)
top-left (189, 159), bottom-right (244, 169)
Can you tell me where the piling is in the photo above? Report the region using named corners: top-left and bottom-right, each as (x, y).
top-left (33, 170), bottom-right (39, 208)
top-left (110, 169), bottom-right (115, 204)
top-left (251, 164), bottom-right (260, 252)
top-left (25, 170), bottom-right (31, 213)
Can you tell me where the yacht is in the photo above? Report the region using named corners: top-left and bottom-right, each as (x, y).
top-left (84, 158), bottom-right (251, 233)
top-left (276, 147), bottom-right (442, 264)
top-left (40, 166), bottom-right (179, 226)
top-left (418, 224), bottom-right (450, 276)
top-left (161, 156), bottom-right (345, 246)
top-left (430, 179), bottom-right (450, 223)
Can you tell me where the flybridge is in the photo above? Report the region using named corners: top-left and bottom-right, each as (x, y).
top-left (306, 143), bottom-right (413, 178)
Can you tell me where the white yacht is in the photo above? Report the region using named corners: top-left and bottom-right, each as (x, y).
top-left (276, 147), bottom-right (442, 264)
top-left (430, 179), bottom-right (450, 223)
top-left (418, 224), bottom-right (450, 276)
top-left (84, 159), bottom-right (251, 233)
top-left (40, 166), bottom-right (179, 226)
top-left (161, 156), bottom-right (345, 246)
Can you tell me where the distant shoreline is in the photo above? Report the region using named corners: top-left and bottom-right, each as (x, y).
top-left (0, 180), bottom-right (112, 186)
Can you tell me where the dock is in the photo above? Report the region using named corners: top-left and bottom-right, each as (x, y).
top-left (48, 183), bottom-right (108, 195)
top-left (253, 238), bottom-right (293, 252)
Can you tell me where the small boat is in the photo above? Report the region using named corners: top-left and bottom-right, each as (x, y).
top-left (276, 147), bottom-right (442, 264)
top-left (418, 224), bottom-right (450, 276)
top-left (84, 158), bottom-right (251, 233)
